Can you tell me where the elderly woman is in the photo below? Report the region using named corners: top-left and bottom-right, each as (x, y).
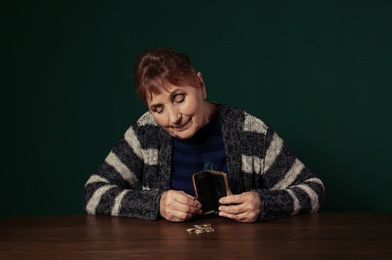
top-left (84, 48), bottom-right (325, 222)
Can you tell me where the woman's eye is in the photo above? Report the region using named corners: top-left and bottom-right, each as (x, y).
top-left (174, 94), bottom-right (185, 103)
top-left (153, 106), bottom-right (163, 114)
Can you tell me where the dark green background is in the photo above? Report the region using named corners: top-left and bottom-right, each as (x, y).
top-left (1, 0), bottom-right (391, 219)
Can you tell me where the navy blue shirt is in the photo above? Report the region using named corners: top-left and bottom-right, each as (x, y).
top-left (171, 111), bottom-right (228, 196)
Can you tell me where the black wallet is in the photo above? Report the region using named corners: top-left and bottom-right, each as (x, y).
top-left (192, 170), bottom-right (232, 214)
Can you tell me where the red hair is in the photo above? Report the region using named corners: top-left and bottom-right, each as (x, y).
top-left (134, 48), bottom-right (201, 103)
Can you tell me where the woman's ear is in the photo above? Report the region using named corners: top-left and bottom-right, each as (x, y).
top-left (197, 72), bottom-right (207, 100)
top-left (197, 72), bottom-right (205, 85)
top-left (197, 72), bottom-right (204, 82)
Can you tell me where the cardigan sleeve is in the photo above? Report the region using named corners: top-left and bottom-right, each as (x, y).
top-left (218, 104), bottom-right (325, 222)
top-left (255, 128), bottom-right (325, 222)
top-left (83, 123), bottom-right (165, 221)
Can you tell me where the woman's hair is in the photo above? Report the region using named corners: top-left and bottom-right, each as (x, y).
top-left (134, 48), bottom-right (201, 103)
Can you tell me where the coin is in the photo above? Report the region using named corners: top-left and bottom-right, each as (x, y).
top-left (187, 223), bottom-right (214, 234)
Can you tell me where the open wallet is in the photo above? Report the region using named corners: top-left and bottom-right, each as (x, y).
top-left (192, 170), bottom-right (232, 214)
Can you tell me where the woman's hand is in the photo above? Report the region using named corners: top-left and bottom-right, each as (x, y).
top-left (218, 191), bottom-right (262, 222)
top-left (160, 190), bottom-right (202, 222)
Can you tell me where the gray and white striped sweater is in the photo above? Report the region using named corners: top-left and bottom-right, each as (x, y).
top-left (84, 104), bottom-right (325, 221)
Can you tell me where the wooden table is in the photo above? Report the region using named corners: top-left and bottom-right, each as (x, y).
top-left (0, 213), bottom-right (391, 259)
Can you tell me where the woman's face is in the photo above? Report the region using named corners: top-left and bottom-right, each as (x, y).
top-left (147, 73), bottom-right (211, 139)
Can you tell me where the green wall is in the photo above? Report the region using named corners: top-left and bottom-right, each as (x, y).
top-left (1, 0), bottom-right (391, 218)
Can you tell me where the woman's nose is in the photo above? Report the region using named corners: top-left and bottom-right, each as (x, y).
top-left (168, 106), bottom-right (181, 124)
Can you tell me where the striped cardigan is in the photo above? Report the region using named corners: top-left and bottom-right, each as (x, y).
top-left (84, 104), bottom-right (325, 221)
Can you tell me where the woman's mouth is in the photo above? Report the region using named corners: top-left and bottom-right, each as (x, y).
top-left (173, 118), bottom-right (191, 131)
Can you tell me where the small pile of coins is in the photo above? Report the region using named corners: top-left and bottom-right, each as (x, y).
top-left (186, 223), bottom-right (214, 234)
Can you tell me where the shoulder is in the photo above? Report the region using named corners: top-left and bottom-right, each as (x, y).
top-left (217, 104), bottom-right (269, 135)
top-left (136, 111), bottom-right (158, 127)
top-left (123, 111), bottom-right (166, 144)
